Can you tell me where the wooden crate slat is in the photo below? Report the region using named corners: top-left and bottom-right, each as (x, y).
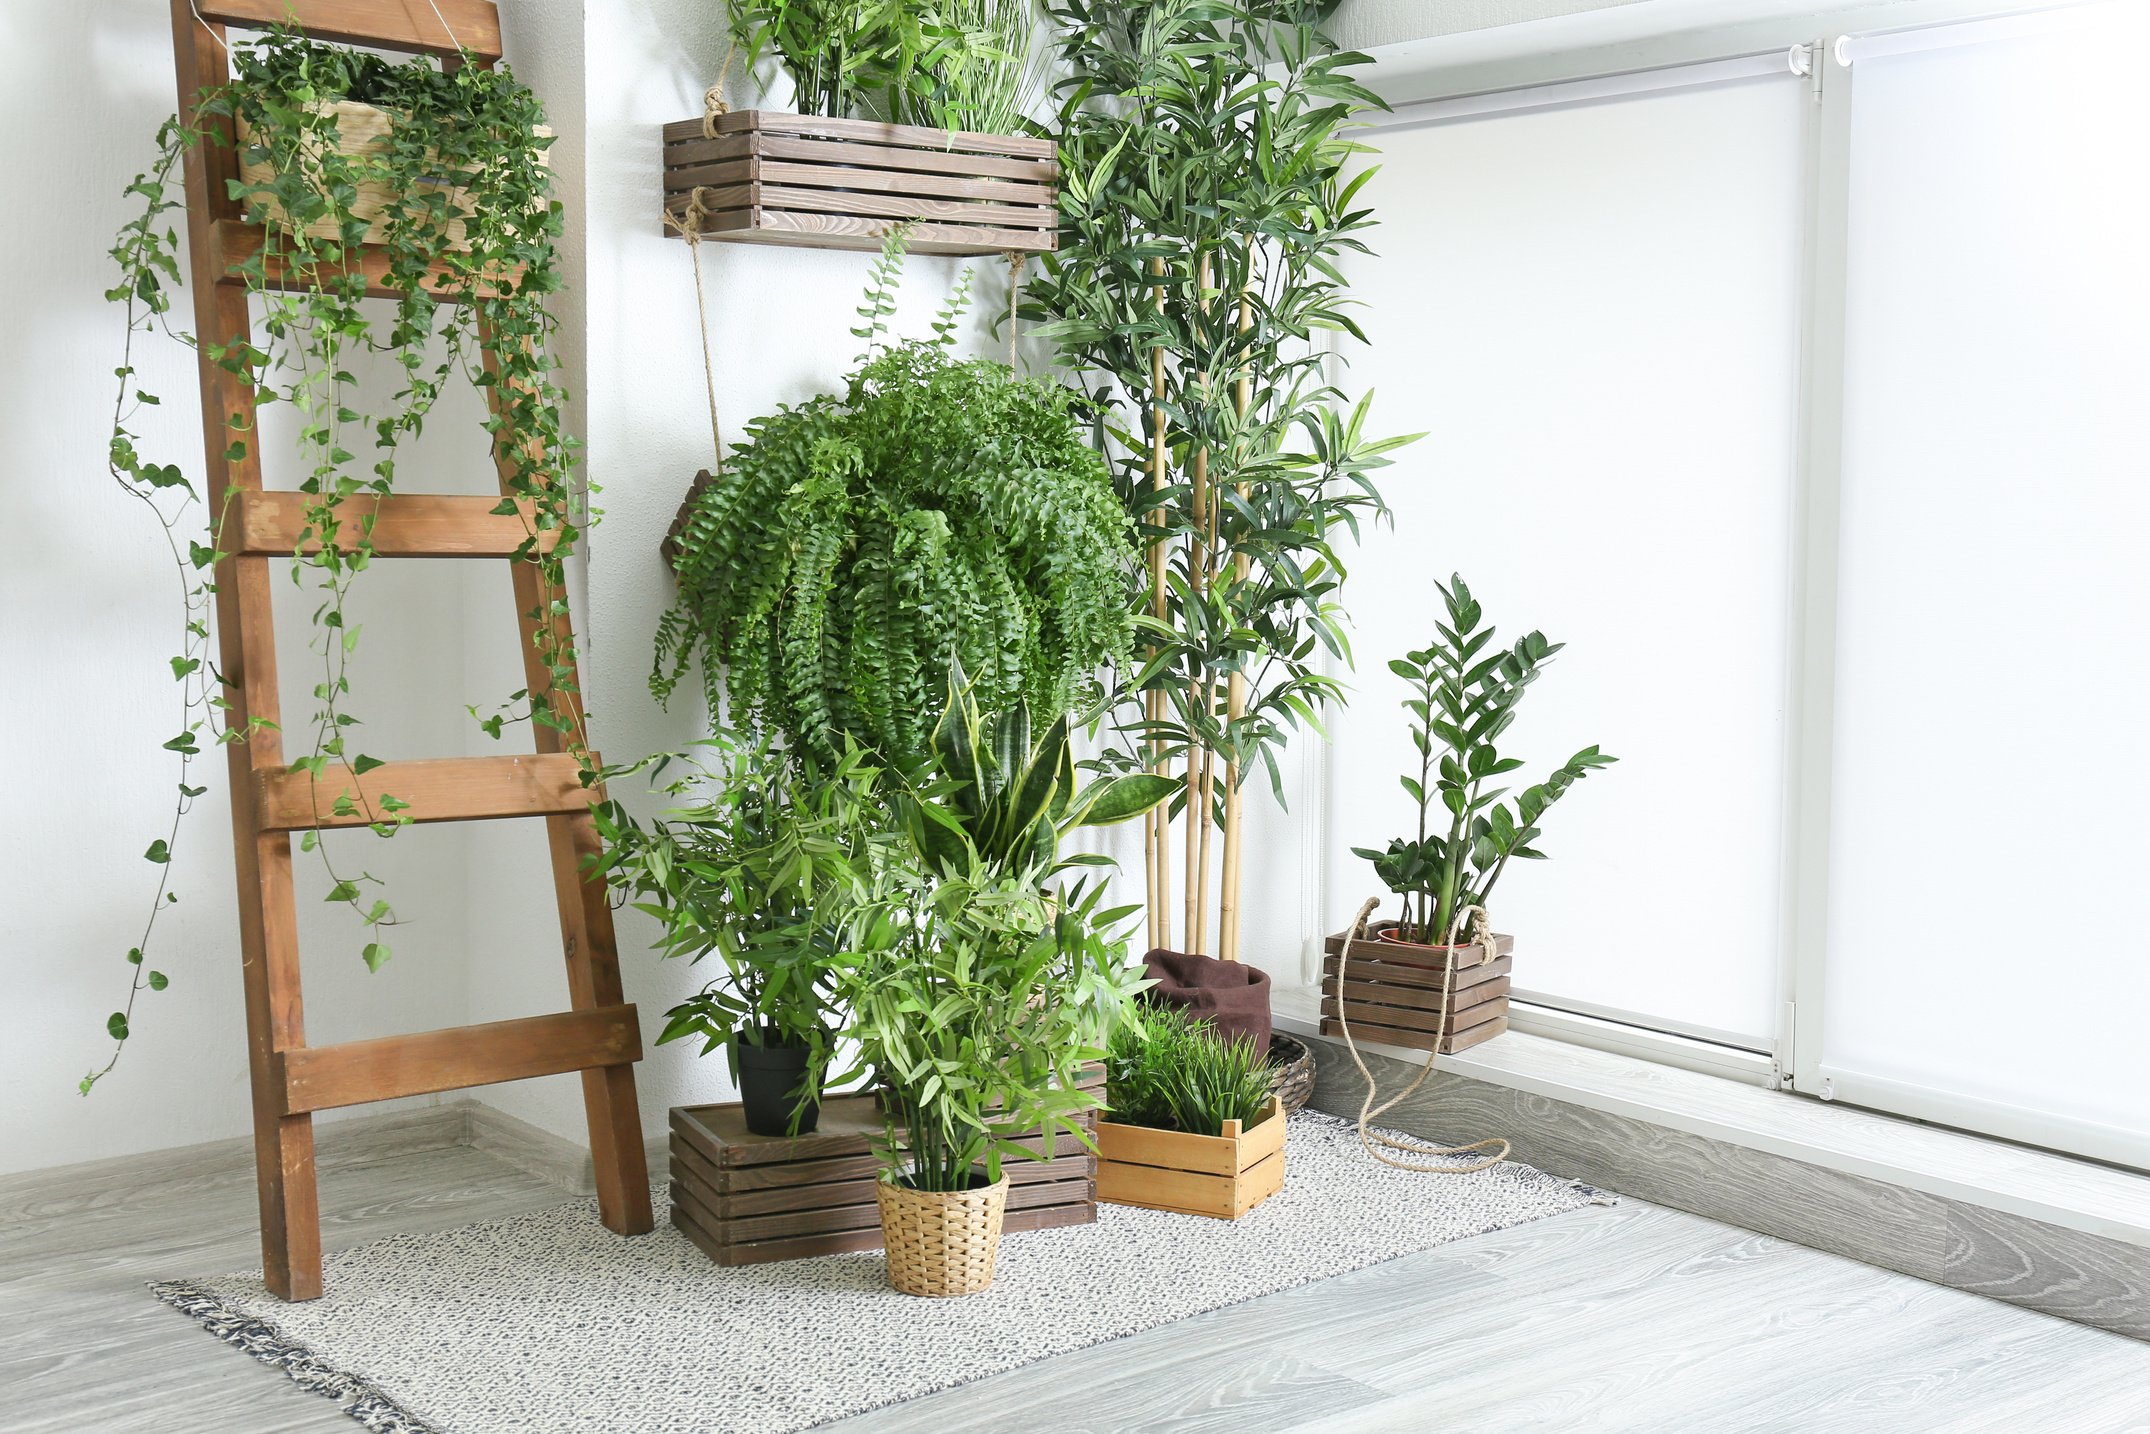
top-left (1325, 974), bottom-right (1511, 1016)
top-left (665, 110), bottom-right (1055, 160)
top-left (275, 1005), bottom-right (639, 1113)
top-left (253, 752), bottom-right (593, 832)
top-left (230, 492), bottom-right (555, 559)
top-left (662, 110), bottom-right (1058, 258)
top-left (195, 0), bottom-right (503, 60)
top-left (671, 1194), bottom-right (1091, 1268)
top-left (1322, 952), bottom-right (1513, 994)
top-left (666, 132), bottom-right (1059, 186)
top-left (666, 158), bottom-right (1055, 208)
top-left (1321, 993), bottom-right (1506, 1037)
top-left (1320, 1014), bottom-right (1510, 1056)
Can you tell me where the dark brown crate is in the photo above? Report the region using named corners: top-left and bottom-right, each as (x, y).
top-left (668, 1089), bottom-right (1098, 1267)
top-left (661, 110), bottom-right (1058, 257)
top-left (1319, 921), bottom-right (1514, 1055)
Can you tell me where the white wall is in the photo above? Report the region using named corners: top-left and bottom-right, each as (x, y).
top-left (0, 0), bottom-right (481, 1175)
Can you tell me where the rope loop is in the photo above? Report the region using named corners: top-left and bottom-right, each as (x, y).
top-left (1331, 897), bottom-right (1511, 1175)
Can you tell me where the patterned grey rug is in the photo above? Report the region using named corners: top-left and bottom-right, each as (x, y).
top-left (153, 1111), bottom-right (1603, 1433)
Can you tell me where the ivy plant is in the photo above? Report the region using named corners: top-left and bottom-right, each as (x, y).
top-left (89, 30), bottom-right (579, 1090)
top-left (656, 228), bottom-right (1138, 766)
top-left (1352, 576), bottom-right (1616, 945)
top-left (1027, 0), bottom-right (1418, 960)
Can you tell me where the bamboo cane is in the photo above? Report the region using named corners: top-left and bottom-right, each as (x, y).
top-left (1146, 257), bottom-right (1170, 952)
top-left (1218, 278), bottom-right (1253, 962)
top-left (1184, 252), bottom-right (1215, 954)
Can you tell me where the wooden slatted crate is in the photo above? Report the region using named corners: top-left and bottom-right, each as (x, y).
top-left (670, 1078), bottom-right (1100, 1267)
top-left (1320, 923), bottom-right (1515, 1054)
top-left (1095, 1095), bottom-right (1287, 1220)
top-left (660, 110), bottom-right (1058, 257)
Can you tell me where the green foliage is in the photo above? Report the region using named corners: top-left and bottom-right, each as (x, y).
top-left (907, 662), bottom-right (1176, 875)
top-left (657, 231), bottom-right (1138, 766)
top-left (1028, 0), bottom-right (1417, 873)
top-left (1352, 576), bottom-right (1616, 944)
top-left (90, 29), bottom-right (578, 1091)
top-left (832, 830), bottom-right (1146, 1192)
top-left (591, 734), bottom-right (885, 1094)
top-left (722, 0), bottom-right (1043, 131)
top-left (1106, 1003), bottom-right (1277, 1137)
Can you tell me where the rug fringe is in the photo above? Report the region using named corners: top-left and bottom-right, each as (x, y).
top-left (148, 1280), bottom-right (437, 1434)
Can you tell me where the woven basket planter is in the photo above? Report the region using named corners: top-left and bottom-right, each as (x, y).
top-left (1095, 1094), bottom-right (1286, 1221)
top-left (876, 1175), bottom-right (1009, 1297)
top-left (1269, 1033), bottom-right (1316, 1114)
top-left (236, 101), bottom-right (549, 250)
top-left (661, 110), bottom-right (1058, 257)
top-left (1320, 921), bottom-right (1515, 1054)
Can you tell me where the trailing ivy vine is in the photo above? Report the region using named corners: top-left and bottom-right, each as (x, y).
top-left (1027, 0), bottom-right (1417, 958)
top-left (657, 228), bottom-right (1137, 766)
top-left (87, 31), bottom-right (580, 1091)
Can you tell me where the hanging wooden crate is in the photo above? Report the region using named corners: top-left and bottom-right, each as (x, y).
top-left (669, 1093), bottom-right (1097, 1268)
top-left (660, 110), bottom-right (1058, 257)
top-left (1095, 1095), bottom-right (1286, 1221)
top-left (237, 101), bottom-right (551, 250)
top-left (1319, 922), bottom-right (1515, 1054)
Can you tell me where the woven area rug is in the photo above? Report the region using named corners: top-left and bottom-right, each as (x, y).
top-left (153, 1111), bottom-right (1603, 1433)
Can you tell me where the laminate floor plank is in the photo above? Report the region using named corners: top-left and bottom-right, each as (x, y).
top-left (6, 1140), bottom-right (2147, 1434)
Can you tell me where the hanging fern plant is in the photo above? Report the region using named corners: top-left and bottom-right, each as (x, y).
top-left (657, 230), bottom-right (1136, 764)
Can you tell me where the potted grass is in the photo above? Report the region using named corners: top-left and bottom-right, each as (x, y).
top-left (661, 0), bottom-right (1057, 256)
top-left (1096, 1004), bottom-right (1285, 1220)
top-left (1327, 575), bottom-right (1616, 1054)
top-left (829, 674), bottom-right (1163, 1296)
top-left (593, 733), bottom-right (883, 1136)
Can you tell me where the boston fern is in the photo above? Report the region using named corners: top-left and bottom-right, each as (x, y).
top-left (1353, 576), bottom-right (1615, 945)
top-left (657, 230), bottom-right (1138, 764)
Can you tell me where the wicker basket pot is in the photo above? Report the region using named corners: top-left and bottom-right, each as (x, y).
top-left (236, 100), bottom-right (550, 250)
top-left (875, 1174), bottom-right (1009, 1297)
top-left (1268, 1032), bottom-right (1316, 1114)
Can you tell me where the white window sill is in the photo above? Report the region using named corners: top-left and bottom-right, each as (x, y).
top-left (1274, 982), bottom-right (2150, 1249)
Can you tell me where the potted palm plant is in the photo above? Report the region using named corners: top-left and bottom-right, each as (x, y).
top-left (1329, 576), bottom-right (1615, 1053)
top-left (830, 675), bottom-right (1163, 1296)
top-left (594, 733), bottom-right (883, 1136)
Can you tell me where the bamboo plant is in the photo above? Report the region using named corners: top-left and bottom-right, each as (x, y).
top-left (1029, 0), bottom-right (1416, 960)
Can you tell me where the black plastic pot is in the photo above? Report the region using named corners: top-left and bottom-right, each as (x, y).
top-left (736, 1031), bottom-right (819, 1137)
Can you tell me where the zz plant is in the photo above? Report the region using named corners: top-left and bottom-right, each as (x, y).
top-left (1353, 576), bottom-right (1616, 946)
top-left (1030, 0), bottom-right (1417, 961)
top-left (657, 230), bottom-right (1138, 766)
top-left (90, 31), bottom-right (577, 1089)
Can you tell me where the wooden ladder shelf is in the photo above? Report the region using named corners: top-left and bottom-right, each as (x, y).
top-left (169, 0), bottom-right (653, 1301)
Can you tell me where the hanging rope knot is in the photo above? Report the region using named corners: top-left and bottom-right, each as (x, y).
top-left (1331, 897), bottom-right (1511, 1175)
top-left (701, 84), bottom-right (729, 138)
top-left (661, 187), bottom-right (725, 477)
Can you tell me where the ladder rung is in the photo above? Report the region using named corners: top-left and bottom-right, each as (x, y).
top-left (231, 492), bottom-right (559, 558)
top-left (213, 220), bottom-right (522, 303)
top-left (254, 754), bottom-right (593, 832)
top-left (274, 1006), bottom-right (641, 1114)
top-left (196, 1), bottom-right (504, 62)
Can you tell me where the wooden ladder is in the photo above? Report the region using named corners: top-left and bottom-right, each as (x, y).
top-left (169, 0), bottom-right (653, 1301)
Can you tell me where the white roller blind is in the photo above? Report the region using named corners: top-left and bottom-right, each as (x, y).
top-left (1329, 75), bottom-right (1806, 1046)
top-left (1821, 7), bottom-right (2150, 1148)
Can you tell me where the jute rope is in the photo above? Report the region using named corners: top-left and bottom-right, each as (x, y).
top-left (1005, 250), bottom-right (1024, 369)
top-left (665, 185), bottom-right (726, 474)
top-left (1330, 896), bottom-right (1511, 1174)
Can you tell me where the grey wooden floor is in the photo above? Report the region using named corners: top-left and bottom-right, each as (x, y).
top-left (5, 1143), bottom-right (2148, 1434)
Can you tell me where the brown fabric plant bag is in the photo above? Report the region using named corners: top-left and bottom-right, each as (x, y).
top-left (1141, 949), bottom-right (1272, 1054)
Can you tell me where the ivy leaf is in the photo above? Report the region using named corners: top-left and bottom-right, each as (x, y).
top-left (147, 971), bottom-right (170, 991)
top-left (361, 942), bottom-right (391, 972)
top-left (144, 840), bottom-right (170, 864)
top-left (107, 1012), bottom-right (130, 1041)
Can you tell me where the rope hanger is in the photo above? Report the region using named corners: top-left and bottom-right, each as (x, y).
top-left (1330, 896), bottom-right (1512, 1175)
top-left (667, 77), bottom-right (1032, 482)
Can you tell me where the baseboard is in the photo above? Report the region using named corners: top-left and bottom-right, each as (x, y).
top-left (0, 1098), bottom-right (669, 1221)
top-left (1294, 1028), bottom-right (2150, 1342)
